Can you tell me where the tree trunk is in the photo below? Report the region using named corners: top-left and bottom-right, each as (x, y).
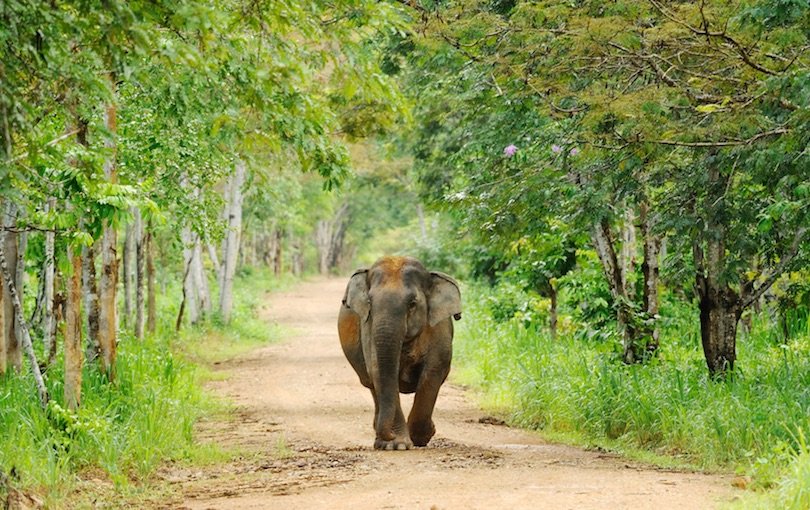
top-left (315, 203), bottom-right (350, 275)
top-left (15, 218), bottom-right (28, 356)
top-left (82, 243), bottom-right (101, 363)
top-left (291, 237), bottom-right (304, 276)
top-left (416, 203), bottom-right (428, 243)
top-left (619, 206), bottom-right (636, 297)
top-left (219, 159), bottom-right (246, 322)
top-left (181, 226), bottom-right (200, 325)
top-left (146, 220), bottom-right (156, 334)
top-left (1, 203), bottom-right (22, 373)
top-left (42, 197), bottom-right (56, 364)
top-left (193, 236), bottom-right (211, 315)
top-left (0, 239), bottom-right (49, 407)
top-left (639, 202), bottom-right (661, 356)
top-left (64, 246), bottom-right (83, 410)
top-left (273, 229), bottom-right (283, 276)
top-left (98, 86), bottom-right (118, 381)
top-left (693, 164), bottom-right (741, 378)
top-left (591, 218), bottom-right (638, 362)
top-left (123, 215), bottom-right (136, 328)
top-left (134, 209), bottom-right (145, 339)
top-left (698, 281), bottom-right (741, 377)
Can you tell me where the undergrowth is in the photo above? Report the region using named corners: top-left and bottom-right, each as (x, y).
top-left (0, 267), bottom-right (289, 506)
top-left (453, 284), bottom-right (810, 509)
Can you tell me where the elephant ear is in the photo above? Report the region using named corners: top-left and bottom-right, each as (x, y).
top-left (428, 272), bottom-right (462, 327)
top-left (342, 269), bottom-right (370, 322)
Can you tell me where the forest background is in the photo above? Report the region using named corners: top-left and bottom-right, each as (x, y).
top-left (0, 0), bottom-right (808, 508)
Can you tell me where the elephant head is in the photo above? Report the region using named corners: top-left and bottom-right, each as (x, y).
top-left (342, 256), bottom-right (461, 449)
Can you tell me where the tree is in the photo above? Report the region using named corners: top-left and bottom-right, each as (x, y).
top-left (396, 0), bottom-right (809, 376)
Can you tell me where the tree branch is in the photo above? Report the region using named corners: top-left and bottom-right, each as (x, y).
top-left (9, 128), bottom-right (82, 163)
top-left (647, 127), bottom-right (789, 148)
top-left (743, 227), bottom-right (809, 309)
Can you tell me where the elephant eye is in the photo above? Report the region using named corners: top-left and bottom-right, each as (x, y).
top-left (408, 299), bottom-right (417, 309)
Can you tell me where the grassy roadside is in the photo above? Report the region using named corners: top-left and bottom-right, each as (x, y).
top-left (0, 267), bottom-right (293, 508)
top-left (452, 284), bottom-right (810, 510)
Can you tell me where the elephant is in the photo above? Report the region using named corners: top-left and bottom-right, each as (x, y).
top-left (338, 256), bottom-right (462, 450)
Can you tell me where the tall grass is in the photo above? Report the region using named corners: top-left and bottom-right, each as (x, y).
top-left (0, 267), bottom-right (288, 505)
top-left (454, 285), bottom-right (810, 499)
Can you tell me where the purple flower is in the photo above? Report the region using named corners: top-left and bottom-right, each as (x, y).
top-left (503, 144), bottom-right (518, 157)
top-left (551, 144), bottom-right (562, 154)
top-left (569, 147), bottom-right (580, 156)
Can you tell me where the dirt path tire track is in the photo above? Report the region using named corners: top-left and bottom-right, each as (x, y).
top-left (170, 277), bottom-right (736, 509)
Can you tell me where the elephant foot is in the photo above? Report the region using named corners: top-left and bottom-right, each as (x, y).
top-left (409, 419), bottom-right (436, 447)
top-left (374, 436), bottom-right (413, 451)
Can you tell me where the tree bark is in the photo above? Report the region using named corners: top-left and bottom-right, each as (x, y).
top-left (64, 246), bottom-right (83, 410)
top-left (219, 159), bottom-right (246, 322)
top-left (42, 197), bottom-right (56, 364)
top-left (123, 212), bottom-right (136, 328)
top-left (145, 220), bottom-right (156, 334)
top-left (0, 239), bottom-right (49, 407)
top-left (181, 226), bottom-right (200, 325)
top-left (134, 209), bottom-right (145, 339)
top-left (619, 206), bottom-right (636, 298)
top-left (98, 85), bottom-right (118, 381)
top-left (291, 238), bottom-right (304, 277)
top-left (192, 235), bottom-right (211, 315)
top-left (416, 203), bottom-right (428, 243)
top-left (82, 243), bottom-right (101, 363)
top-left (315, 203), bottom-right (350, 274)
top-left (591, 218), bottom-right (638, 362)
top-left (639, 202), bottom-right (661, 356)
top-left (1, 203), bottom-right (22, 373)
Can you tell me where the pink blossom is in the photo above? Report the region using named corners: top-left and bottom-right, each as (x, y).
top-left (551, 144), bottom-right (562, 154)
top-left (569, 147), bottom-right (580, 156)
top-left (503, 144), bottom-right (518, 157)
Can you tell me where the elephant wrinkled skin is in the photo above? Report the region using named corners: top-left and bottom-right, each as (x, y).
top-left (337, 256), bottom-right (462, 450)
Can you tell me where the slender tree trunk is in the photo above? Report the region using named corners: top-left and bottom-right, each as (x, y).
top-left (42, 198), bottom-right (56, 363)
top-left (291, 237), bottom-right (303, 276)
top-left (134, 209), bottom-right (145, 339)
top-left (98, 84), bottom-right (118, 381)
top-left (416, 203), bottom-right (428, 243)
top-left (639, 202), bottom-right (661, 356)
top-left (315, 203), bottom-right (350, 275)
top-left (145, 220), bottom-right (156, 334)
top-left (0, 240), bottom-right (48, 407)
top-left (193, 238), bottom-right (211, 314)
top-left (273, 229), bottom-right (283, 276)
top-left (123, 215), bottom-right (136, 328)
top-left (591, 218), bottom-right (638, 362)
top-left (64, 246), bottom-right (83, 410)
top-left (82, 243), bottom-right (101, 363)
top-left (181, 226), bottom-right (200, 325)
top-left (2, 203), bottom-right (22, 373)
top-left (219, 160), bottom-right (245, 322)
top-left (619, 206), bottom-right (636, 297)
top-left (207, 243), bottom-right (220, 275)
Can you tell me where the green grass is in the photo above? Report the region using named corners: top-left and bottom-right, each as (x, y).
top-left (453, 284), bottom-right (810, 505)
top-left (0, 267), bottom-right (291, 507)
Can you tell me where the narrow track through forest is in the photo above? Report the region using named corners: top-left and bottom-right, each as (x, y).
top-left (164, 278), bottom-right (736, 510)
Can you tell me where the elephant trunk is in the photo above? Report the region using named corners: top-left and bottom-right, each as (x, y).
top-left (371, 315), bottom-right (403, 441)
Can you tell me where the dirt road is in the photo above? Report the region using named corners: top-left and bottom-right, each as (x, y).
top-left (169, 277), bottom-right (736, 509)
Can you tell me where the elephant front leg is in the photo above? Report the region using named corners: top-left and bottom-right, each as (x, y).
top-left (408, 372), bottom-right (446, 447)
top-left (373, 394), bottom-right (412, 450)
